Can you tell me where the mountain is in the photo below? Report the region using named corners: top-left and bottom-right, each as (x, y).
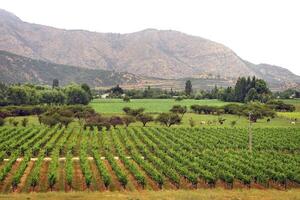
top-left (0, 9), bottom-right (299, 90)
top-left (0, 50), bottom-right (140, 87)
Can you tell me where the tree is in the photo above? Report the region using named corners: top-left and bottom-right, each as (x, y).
top-left (234, 77), bottom-right (247, 102)
top-left (123, 107), bottom-right (145, 116)
top-left (136, 113), bottom-right (153, 126)
top-left (81, 83), bottom-right (92, 101)
top-left (109, 116), bottom-right (123, 128)
top-left (244, 88), bottom-right (258, 102)
top-left (40, 90), bottom-right (66, 105)
top-left (65, 85), bottom-right (90, 105)
top-left (52, 79), bottom-right (59, 89)
top-left (170, 105), bottom-right (187, 119)
top-left (185, 80), bottom-right (192, 96)
top-left (156, 113), bottom-right (181, 127)
top-left (110, 85), bottom-right (124, 95)
top-left (122, 116), bottom-right (135, 127)
top-left (7, 86), bottom-right (29, 105)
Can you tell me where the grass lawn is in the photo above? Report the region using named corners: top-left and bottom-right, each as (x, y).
top-left (90, 98), bottom-right (236, 113)
top-left (0, 189), bottom-right (299, 200)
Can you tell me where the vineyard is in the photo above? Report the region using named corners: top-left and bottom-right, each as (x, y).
top-left (0, 126), bottom-right (299, 193)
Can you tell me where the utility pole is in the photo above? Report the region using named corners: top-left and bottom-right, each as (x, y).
top-left (248, 112), bottom-right (252, 153)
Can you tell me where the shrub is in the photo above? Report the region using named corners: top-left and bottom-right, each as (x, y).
top-left (21, 118), bottom-right (29, 127)
top-left (170, 105), bottom-right (187, 119)
top-left (12, 120), bottom-right (19, 127)
top-left (109, 116), bottom-right (123, 128)
top-left (189, 118), bottom-right (195, 127)
top-left (156, 113), bottom-right (181, 127)
top-left (136, 113), bottom-right (153, 127)
top-left (266, 100), bottom-right (296, 112)
top-left (122, 116), bottom-right (136, 127)
top-left (122, 107), bottom-right (145, 116)
top-left (230, 120), bottom-right (237, 127)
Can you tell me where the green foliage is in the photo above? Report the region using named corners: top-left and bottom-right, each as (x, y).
top-left (156, 113), bottom-right (181, 127)
top-left (65, 84), bottom-right (90, 105)
top-left (40, 89), bottom-right (66, 105)
top-left (267, 100), bottom-right (296, 112)
top-left (21, 118), bottom-right (29, 127)
top-left (189, 118), bottom-right (195, 127)
top-left (2, 82), bottom-right (92, 106)
top-left (122, 107), bottom-right (145, 116)
top-left (170, 105), bottom-right (187, 119)
top-left (185, 80), bottom-right (192, 96)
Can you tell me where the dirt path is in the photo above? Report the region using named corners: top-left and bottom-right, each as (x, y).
top-left (57, 160), bottom-right (66, 192)
top-left (130, 159), bottom-right (160, 191)
top-left (89, 159), bottom-right (106, 191)
top-left (103, 160), bottom-right (122, 191)
top-left (71, 160), bottom-right (87, 191)
top-left (37, 161), bottom-right (49, 192)
top-left (117, 160), bottom-right (141, 191)
top-left (16, 160), bottom-right (35, 193)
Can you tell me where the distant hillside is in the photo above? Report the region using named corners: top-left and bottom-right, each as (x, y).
top-left (0, 9), bottom-right (299, 90)
top-left (0, 50), bottom-right (140, 87)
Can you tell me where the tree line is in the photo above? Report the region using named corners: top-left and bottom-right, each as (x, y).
top-left (0, 80), bottom-right (92, 106)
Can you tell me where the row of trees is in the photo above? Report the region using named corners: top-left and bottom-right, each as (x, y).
top-left (96, 76), bottom-right (273, 103)
top-left (0, 81), bottom-right (92, 106)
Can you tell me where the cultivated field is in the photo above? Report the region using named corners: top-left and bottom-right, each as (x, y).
top-left (0, 125), bottom-right (299, 194)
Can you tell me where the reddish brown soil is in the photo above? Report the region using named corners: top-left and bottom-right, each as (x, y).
top-left (179, 177), bottom-right (194, 189)
top-left (16, 160), bottom-right (35, 192)
top-left (89, 160), bottom-right (106, 191)
top-left (71, 160), bottom-right (87, 191)
top-left (103, 160), bottom-right (122, 191)
top-left (130, 159), bottom-right (160, 191)
top-left (197, 179), bottom-right (211, 189)
top-left (233, 179), bottom-right (247, 189)
top-left (57, 160), bottom-right (66, 192)
top-left (117, 160), bottom-right (141, 191)
top-left (36, 161), bottom-right (49, 192)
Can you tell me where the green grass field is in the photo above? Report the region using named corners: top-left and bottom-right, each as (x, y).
top-left (88, 98), bottom-right (300, 128)
top-left (90, 99), bottom-right (235, 113)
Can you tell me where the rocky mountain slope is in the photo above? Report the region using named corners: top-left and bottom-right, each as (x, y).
top-left (0, 50), bottom-right (140, 87)
top-left (0, 9), bottom-right (299, 90)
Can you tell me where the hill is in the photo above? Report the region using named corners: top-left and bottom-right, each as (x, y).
top-left (0, 50), bottom-right (140, 87)
top-left (0, 9), bottom-right (299, 90)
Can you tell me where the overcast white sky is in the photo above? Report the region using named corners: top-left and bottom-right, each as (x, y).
top-left (1, 0), bottom-right (300, 75)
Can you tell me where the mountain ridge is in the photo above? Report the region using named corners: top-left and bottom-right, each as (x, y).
top-left (0, 9), bottom-right (299, 90)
